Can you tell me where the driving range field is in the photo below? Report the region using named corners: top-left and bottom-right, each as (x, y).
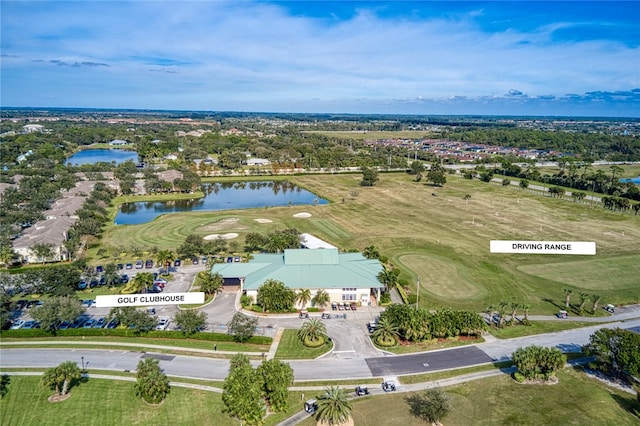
top-left (98, 172), bottom-right (640, 314)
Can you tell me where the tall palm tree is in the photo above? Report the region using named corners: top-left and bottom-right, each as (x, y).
top-left (41, 361), bottom-right (82, 396)
top-left (362, 245), bottom-right (380, 260)
top-left (497, 301), bottom-right (509, 328)
top-left (377, 268), bottom-right (398, 293)
top-left (315, 386), bottom-right (353, 426)
top-left (129, 272), bottom-right (154, 293)
top-left (591, 294), bottom-right (602, 313)
top-left (578, 292), bottom-right (590, 315)
top-left (562, 288), bottom-right (573, 308)
top-left (510, 302), bottom-right (520, 325)
top-left (297, 318), bottom-right (327, 345)
top-left (312, 289), bottom-right (330, 308)
top-left (522, 304), bottom-right (531, 322)
top-left (155, 249), bottom-right (174, 271)
top-left (296, 289), bottom-right (312, 308)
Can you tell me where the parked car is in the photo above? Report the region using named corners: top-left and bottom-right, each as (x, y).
top-left (338, 302), bottom-right (345, 311)
top-left (58, 321), bottom-right (71, 330)
top-left (191, 257), bottom-right (199, 265)
top-left (145, 259), bottom-right (153, 269)
top-left (22, 320), bottom-right (38, 329)
top-left (106, 318), bottom-right (120, 329)
top-left (156, 318), bottom-right (170, 330)
top-left (367, 321), bottom-right (378, 333)
top-left (135, 260), bottom-right (143, 269)
top-left (382, 380), bottom-right (397, 392)
top-left (76, 280), bottom-right (87, 290)
top-left (83, 319), bottom-right (96, 328)
top-left (125, 263), bottom-right (133, 270)
top-left (331, 302), bottom-right (337, 311)
top-left (26, 300), bottom-right (40, 309)
top-left (355, 385), bottom-right (370, 396)
top-left (96, 265), bottom-right (104, 273)
top-left (81, 299), bottom-right (93, 308)
top-left (234, 256), bottom-right (241, 262)
top-left (10, 319), bottom-right (25, 329)
top-left (174, 259), bottom-right (181, 267)
top-left (350, 302), bottom-right (357, 311)
top-left (117, 263), bottom-right (124, 270)
top-left (89, 279), bottom-right (99, 288)
top-left (120, 274), bottom-right (129, 284)
top-left (15, 300), bottom-right (28, 310)
top-left (321, 313), bottom-right (331, 319)
top-left (94, 317), bottom-right (106, 328)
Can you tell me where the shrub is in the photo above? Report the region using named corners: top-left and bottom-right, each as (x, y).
top-left (250, 304), bottom-right (264, 313)
top-left (512, 371), bottom-right (526, 383)
top-left (240, 294), bottom-right (252, 308)
top-left (374, 336), bottom-right (397, 347)
top-left (307, 307), bottom-right (320, 312)
top-left (302, 335), bottom-right (326, 348)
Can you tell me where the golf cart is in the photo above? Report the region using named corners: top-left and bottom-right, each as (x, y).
top-left (556, 310), bottom-right (568, 319)
top-left (304, 399), bottom-right (318, 414)
top-left (299, 309), bottom-right (309, 319)
top-left (382, 380), bottom-right (397, 392)
top-left (604, 304), bottom-right (615, 313)
top-left (355, 385), bottom-right (370, 396)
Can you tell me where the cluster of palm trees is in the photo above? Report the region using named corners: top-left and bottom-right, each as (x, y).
top-left (563, 288), bottom-right (603, 315)
top-left (296, 288), bottom-right (331, 309)
top-left (486, 302), bottom-right (531, 327)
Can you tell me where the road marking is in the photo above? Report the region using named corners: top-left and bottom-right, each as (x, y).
top-left (333, 350), bottom-right (356, 353)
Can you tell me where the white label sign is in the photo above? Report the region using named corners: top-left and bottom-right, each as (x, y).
top-left (490, 241), bottom-right (596, 255)
top-left (95, 292), bottom-right (205, 308)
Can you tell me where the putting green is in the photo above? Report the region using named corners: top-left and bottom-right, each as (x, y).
top-left (398, 254), bottom-right (484, 300)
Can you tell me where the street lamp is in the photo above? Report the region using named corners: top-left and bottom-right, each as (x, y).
top-left (81, 356), bottom-right (85, 372)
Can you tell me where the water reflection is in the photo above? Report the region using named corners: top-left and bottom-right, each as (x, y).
top-left (115, 181), bottom-right (328, 225)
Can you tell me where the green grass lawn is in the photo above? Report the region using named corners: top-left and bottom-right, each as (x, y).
top-left (379, 336), bottom-right (484, 355)
top-left (299, 369), bottom-right (640, 426)
top-left (0, 335), bottom-right (270, 353)
top-left (273, 329), bottom-right (333, 360)
top-left (94, 172), bottom-right (640, 314)
top-left (488, 320), bottom-right (607, 339)
top-left (0, 376), bottom-right (305, 426)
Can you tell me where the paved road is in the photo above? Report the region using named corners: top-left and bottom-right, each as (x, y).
top-left (4, 319), bottom-right (639, 381)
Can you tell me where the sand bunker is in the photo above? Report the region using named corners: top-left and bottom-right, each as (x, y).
top-left (254, 218), bottom-right (273, 223)
top-left (293, 212), bottom-right (312, 218)
top-left (204, 233), bottom-right (239, 240)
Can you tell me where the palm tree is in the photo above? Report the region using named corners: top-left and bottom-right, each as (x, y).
top-left (464, 194), bottom-right (471, 204)
top-left (362, 245), bottom-right (380, 260)
top-left (315, 386), bottom-right (353, 426)
top-left (371, 316), bottom-right (399, 346)
top-left (297, 318), bottom-right (327, 345)
top-left (591, 294), bottom-right (602, 313)
top-left (486, 304), bottom-right (497, 326)
top-left (296, 289), bottom-right (312, 308)
top-left (522, 304), bottom-right (531, 322)
top-left (562, 288), bottom-right (573, 308)
top-left (510, 302), bottom-right (520, 325)
top-left (497, 301), bottom-right (509, 328)
top-left (41, 361), bottom-right (82, 396)
top-left (198, 271), bottom-right (223, 295)
top-left (128, 272), bottom-right (154, 293)
top-left (579, 292), bottom-right (590, 315)
top-left (312, 289), bottom-right (330, 309)
top-left (155, 249), bottom-right (174, 271)
top-left (377, 268), bottom-right (398, 293)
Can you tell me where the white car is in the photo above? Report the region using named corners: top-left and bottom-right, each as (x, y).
top-left (156, 318), bottom-right (170, 330)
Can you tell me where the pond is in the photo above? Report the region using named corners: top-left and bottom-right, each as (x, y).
top-left (115, 181), bottom-right (329, 225)
top-left (619, 177), bottom-right (640, 184)
top-left (67, 149), bottom-right (138, 166)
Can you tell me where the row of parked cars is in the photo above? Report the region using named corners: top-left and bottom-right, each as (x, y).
top-left (331, 301), bottom-right (357, 311)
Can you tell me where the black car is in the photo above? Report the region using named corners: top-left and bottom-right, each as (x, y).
top-left (145, 259), bottom-right (154, 269)
top-left (174, 259), bottom-right (181, 267)
top-left (321, 313), bottom-right (331, 319)
top-left (96, 265), bottom-right (104, 273)
top-left (120, 274), bottom-right (129, 284)
top-left (117, 263), bottom-right (124, 270)
top-left (15, 300), bottom-right (28, 310)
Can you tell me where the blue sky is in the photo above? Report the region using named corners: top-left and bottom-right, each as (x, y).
top-left (1, 1), bottom-right (638, 116)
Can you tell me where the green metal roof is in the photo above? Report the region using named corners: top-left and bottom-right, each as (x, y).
top-left (211, 249), bottom-right (384, 291)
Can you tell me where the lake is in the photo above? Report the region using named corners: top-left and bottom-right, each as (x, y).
top-left (115, 181), bottom-right (328, 225)
top-left (67, 149), bottom-right (138, 166)
top-left (620, 177), bottom-right (640, 184)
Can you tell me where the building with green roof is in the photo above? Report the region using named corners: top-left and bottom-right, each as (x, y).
top-left (211, 248), bottom-right (385, 307)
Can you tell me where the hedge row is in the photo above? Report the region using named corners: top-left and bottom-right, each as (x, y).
top-left (0, 328), bottom-right (272, 345)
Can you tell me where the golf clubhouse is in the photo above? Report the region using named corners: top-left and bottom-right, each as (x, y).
top-left (210, 248), bottom-right (385, 307)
